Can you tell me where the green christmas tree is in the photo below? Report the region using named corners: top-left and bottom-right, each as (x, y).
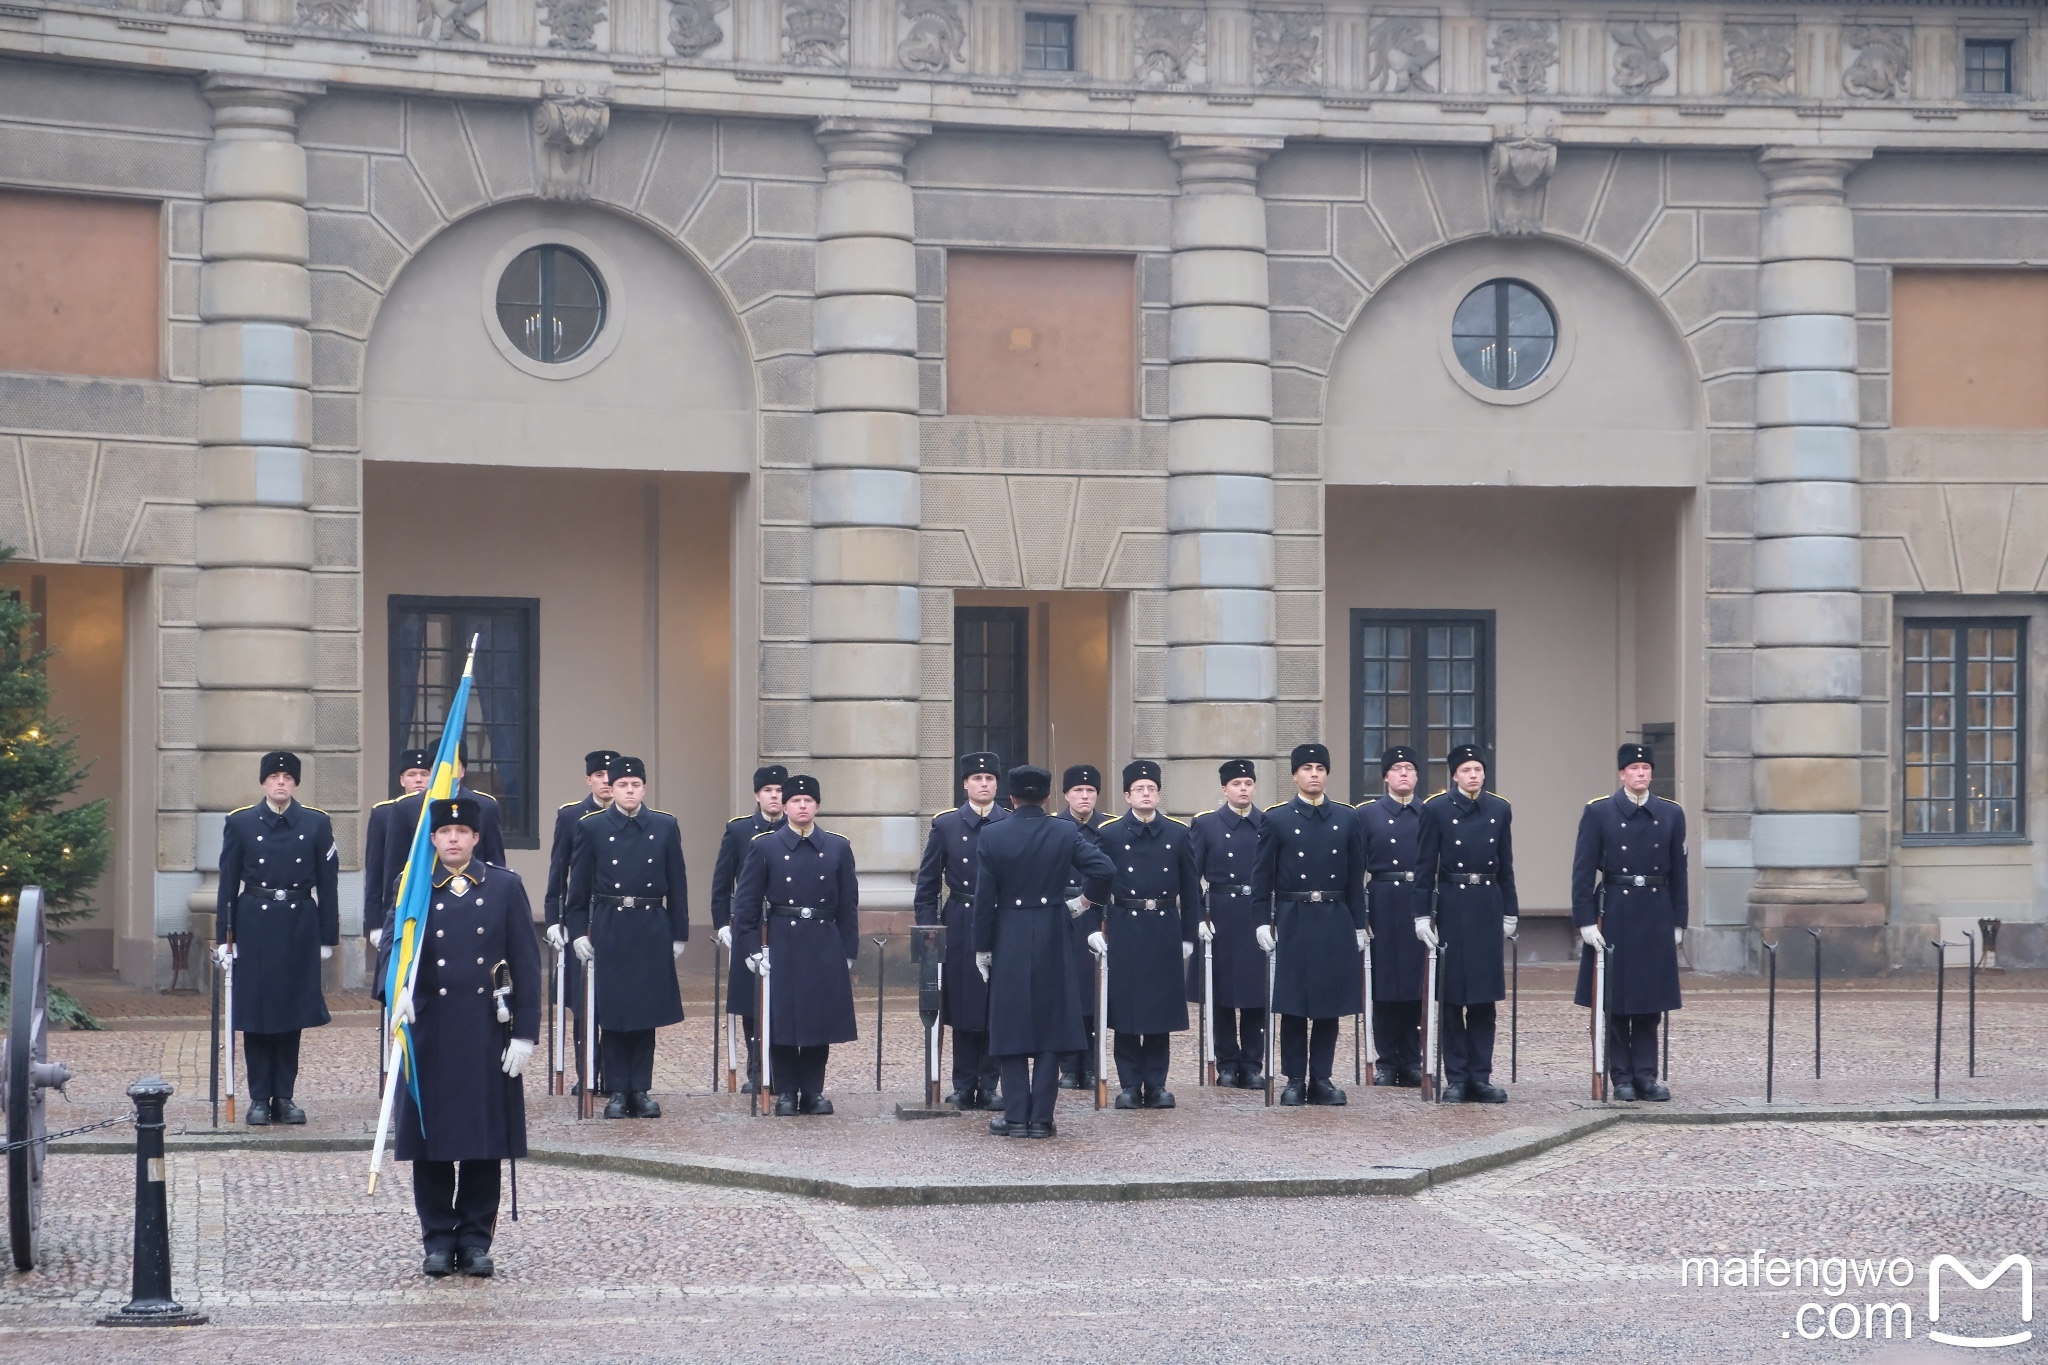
top-left (0, 544), bottom-right (111, 1029)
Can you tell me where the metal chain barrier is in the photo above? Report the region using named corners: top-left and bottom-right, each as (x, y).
top-left (0, 1112), bottom-right (134, 1156)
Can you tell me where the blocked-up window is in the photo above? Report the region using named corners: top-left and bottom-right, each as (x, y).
top-left (1892, 270), bottom-right (2048, 428)
top-left (0, 191), bottom-right (161, 379)
top-left (944, 251), bottom-right (1135, 418)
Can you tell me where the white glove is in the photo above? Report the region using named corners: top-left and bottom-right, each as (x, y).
top-left (1581, 924), bottom-right (1606, 951)
top-left (1198, 919), bottom-right (1215, 943)
top-left (1087, 930), bottom-right (1107, 957)
top-left (544, 924), bottom-right (567, 950)
top-left (672, 940), bottom-right (685, 961)
top-left (848, 959), bottom-right (857, 971)
top-left (1674, 927), bottom-right (1686, 947)
top-left (1355, 929), bottom-right (1368, 952)
top-left (1183, 941), bottom-right (1195, 961)
top-left (976, 951), bottom-right (992, 981)
top-left (501, 1038), bottom-right (535, 1078)
top-left (368, 927), bottom-right (383, 950)
top-left (1255, 924), bottom-right (1276, 953)
top-left (1413, 917), bottom-right (1438, 949)
top-left (1502, 916), bottom-right (1518, 938)
top-left (716, 925), bottom-right (733, 948)
top-left (212, 942), bottom-right (235, 967)
top-left (320, 945), bottom-right (333, 961)
top-left (1066, 895), bottom-right (1089, 917)
top-left (391, 985), bottom-right (416, 1025)
top-left (572, 935), bottom-right (595, 963)
top-left (746, 951), bottom-right (764, 975)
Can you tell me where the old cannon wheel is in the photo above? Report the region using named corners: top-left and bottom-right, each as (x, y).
top-left (7, 886), bottom-right (51, 1272)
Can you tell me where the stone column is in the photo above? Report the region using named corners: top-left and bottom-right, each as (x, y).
top-left (1163, 135), bottom-right (1282, 801)
top-left (187, 76), bottom-right (324, 936)
top-left (810, 117), bottom-right (928, 911)
top-left (1748, 148), bottom-right (1880, 950)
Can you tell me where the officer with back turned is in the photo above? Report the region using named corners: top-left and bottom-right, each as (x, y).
top-left (563, 756), bottom-right (689, 1119)
top-left (214, 751), bottom-right (339, 1125)
top-left (913, 752), bottom-right (1009, 1110)
top-left (711, 765), bottom-right (787, 1094)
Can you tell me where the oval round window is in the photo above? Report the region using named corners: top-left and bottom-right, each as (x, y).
top-left (495, 245), bottom-right (606, 364)
top-left (1450, 279), bottom-right (1556, 391)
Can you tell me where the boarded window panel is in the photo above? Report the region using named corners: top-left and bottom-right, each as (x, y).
top-left (945, 250), bottom-right (1135, 418)
top-left (0, 191), bottom-right (161, 380)
top-left (1892, 269), bottom-right (2048, 428)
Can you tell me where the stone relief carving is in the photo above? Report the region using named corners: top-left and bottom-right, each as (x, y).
top-left (1610, 21), bottom-right (1674, 95)
top-left (295, 0), bottom-right (363, 27)
top-left (669, 0), bottom-right (727, 56)
top-left (784, 0), bottom-right (850, 68)
top-left (1366, 16), bottom-right (1437, 94)
top-left (898, 0), bottom-right (965, 72)
top-left (1488, 20), bottom-right (1557, 97)
top-left (418, 0), bottom-right (485, 42)
top-left (1252, 10), bottom-right (1321, 89)
top-left (533, 80), bottom-right (611, 200)
top-left (1843, 26), bottom-right (1910, 100)
top-left (537, 0), bottom-right (604, 47)
top-left (1490, 123), bottom-right (1556, 236)
top-left (1725, 22), bottom-right (1794, 96)
top-left (1134, 6), bottom-right (1204, 85)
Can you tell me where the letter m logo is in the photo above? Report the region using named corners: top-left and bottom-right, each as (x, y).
top-left (1929, 1254), bottom-right (2034, 1349)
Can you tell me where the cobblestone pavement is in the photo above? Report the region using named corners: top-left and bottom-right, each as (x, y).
top-left (5, 1116), bottom-right (2041, 1361)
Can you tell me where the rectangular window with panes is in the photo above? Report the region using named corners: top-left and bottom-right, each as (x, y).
top-left (1023, 13), bottom-right (1075, 70)
top-left (1902, 618), bottom-right (2026, 841)
top-left (1349, 610), bottom-right (1496, 802)
top-left (1964, 40), bottom-right (2013, 95)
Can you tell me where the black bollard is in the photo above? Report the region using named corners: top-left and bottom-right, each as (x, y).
top-left (1763, 940), bottom-right (1778, 1104)
top-left (1932, 939), bottom-right (1947, 1101)
top-left (1809, 928), bottom-right (1822, 1079)
top-left (99, 1078), bottom-right (207, 1328)
top-left (1965, 931), bottom-right (1978, 1079)
top-left (873, 935), bottom-right (888, 1091)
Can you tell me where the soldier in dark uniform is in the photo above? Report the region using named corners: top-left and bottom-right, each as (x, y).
top-left (1186, 759), bottom-right (1268, 1090)
top-left (972, 765), bottom-right (1116, 1138)
top-left (1359, 745), bottom-right (1428, 1087)
top-left (1416, 743), bottom-right (1516, 1104)
top-left (710, 765), bottom-right (786, 1094)
top-left (539, 749), bottom-right (616, 1092)
top-left (213, 751), bottom-right (339, 1125)
top-left (563, 755), bottom-right (689, 1119)
top-left (363, 747), bottom-right (434, 976)
top-left (1573, 743), bottom-right (1688, 1102)
top-left (371, 749), bottom-right (507, 921)
top-left (1053, 763), bottom-right (1110, 1089)
top-left (383, 796), bottom-right (540, 1277)
top-left (1252, 742), bottom-right (1365, 1106)
top-left (1094, 761), bottom-right (1202, 1110)
top-left (731, 774), bottom-right (859, 1116)
top-left (913, 752), bottom-right (1009, 1110)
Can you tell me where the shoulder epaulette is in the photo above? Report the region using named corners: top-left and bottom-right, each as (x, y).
top-left (373, 796), bottom-right (403, 809)
top-left (468, 787), bottom-right (497, 801)
top-left (558, 799), bottom-right (583, 812)
top-left (300, 804), bottom-right (329, 816)
top-left (750, 825), bottom-right (779, 841)
top-left (1587, 795), bottom-right (1607, 805)
top-left (577, 806), bottom-right (609, 822)
top-left (1263, 801), bottom-right (1292, 813)
top-left (227, 802), bottom-right (256, 816)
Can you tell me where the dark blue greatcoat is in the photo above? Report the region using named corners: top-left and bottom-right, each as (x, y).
top-left (563, 804), bottom-right (689, 1033)
top-left (373, 788), bottom-right (506, 915)
top-left (913, 803), bottom-right (1010, 1030)
top-left (1572, 791), bottom-right (1689, 1015)
top-left (393, 860), bottom-right (541, 1162)
top-left (539, 793), bottom-right (603, 1012)
top-left (1183, 803), bottom-right (1268, 1010)
top-left (218, 799), bottom-right (340, 1034)
top-left (1418, 788), bottom-right (1518, 1008)
top-left (363, 796), bottom-right (403, 1004)
top-left (711, 807), bottom-right (783, 1018)
top-left (1253, 796), bottom-right (1368, 1019)
top-left (1098, 812), bottom-right (1201, 1035)
top-left (1054, 808), bottom-right (1112, 1019)
top-left (1359, 795), bottom-right (1428, 1004)
top-left (732, 824), bottom-right (860, 1047)
top-left (973, 806), bottom-right (1115, 1057)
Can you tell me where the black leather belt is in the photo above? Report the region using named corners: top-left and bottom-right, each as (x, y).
top-left (1278, 891), bottom-right (1341, 902)
top-left (1112, 896), bottom-right (1178, 911)
top-left (1603, 874), bottom-right (1668, 889)
top-left (1372, 872), bottom-right (1417, 884)
top-left (595, 894), bottom-right (665, 909)
top-left (767, 904), bottom-right (822, 920)
top-left (250, 885), bottom-right (310, 901)
top-left (1210, 884), bottom-right (1254, 898)
top-left (1446, 873), bottom-right (1496, 886)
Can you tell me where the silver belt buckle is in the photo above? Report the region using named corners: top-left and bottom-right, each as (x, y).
top-left (271, 889), bottom-right (288, 902)
top-left (1308, 891), bottom-right (1324, 902)
top-left (800, 906), bottom-right (814, 919)
top-left (1142, 898), bottom-right (1158, 911)
top-left (1632, 875), bottom-right (1647, 888)
top-left (1466, 874), bottom-right (1481, 885)
top-left (622, 896), bottom-right (637, 908)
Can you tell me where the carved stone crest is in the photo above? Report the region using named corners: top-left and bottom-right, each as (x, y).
top-left (1843, 26), bottom-right (1910, 100)
top-left (669, 0), bottom-right (727, 56)
top-left (1366, 16), bottom-right (1436, 94)
top-left (1725, 23), bottom-right (1794, 97)
top-left (417, 0), bottom-right (485, 41)
top-left (784, 0), bottom-right (849, 68)
top-left (295, 0), bottom-right (362, 27)
top-left (1252, 10), bottom-right (1320, 89)
top-left (1490, 123), bottom-right (1556, 236)
top-left (1488, 20), bottom-right (1557, 97)
top-left (533, 81), bottom-right (611, 201)
top-left (898, 0), bottom-right (964, 72)
top-left (538, 0), bottom-right (605, 48)
top-left (1610, 21), bottom-right (1673, 96)
top-left (1134, 6), bottom-right (1204, 85)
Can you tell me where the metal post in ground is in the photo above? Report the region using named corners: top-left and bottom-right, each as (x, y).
top-left (873, 935), bottom-right (887, 1091)
top-left (1931, 939), bottom-right (1948, 1102)
top-left (711, 942), bottom-right (723, 1095)
top-left (1763, 940), bottom-right (1777, 1104)
top-left (1509, 930), bottom-right (1519, 1083)
top-left (97, 1078), bottom-right (207, 1328)
top-left (1808, 928), bottom-right (1821, 1079)
top-left (1964, 931), bottom-right (1977, 1079)
top-left (1660, 1010), bottom-right (1669, 1082)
